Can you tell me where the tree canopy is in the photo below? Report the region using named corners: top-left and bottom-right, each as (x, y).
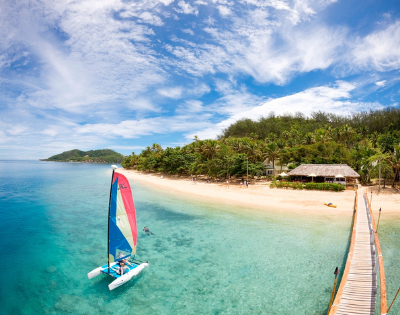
top-left (122, 109), bottom-right (400, 184)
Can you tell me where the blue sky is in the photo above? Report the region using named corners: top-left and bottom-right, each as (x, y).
top-left (1, 0), bottom-right (400, 159)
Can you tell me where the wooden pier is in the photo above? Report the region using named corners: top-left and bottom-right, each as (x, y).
top-left (329, 192), bottom-right (387, 315)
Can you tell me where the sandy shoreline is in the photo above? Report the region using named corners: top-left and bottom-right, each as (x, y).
top-left (118, 169), bottom-right (400, 219)
top-left (116, 169), bottom-right (356, 217)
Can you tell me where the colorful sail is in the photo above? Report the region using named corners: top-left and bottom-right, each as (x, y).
top-left (108, 172), bottom-right (137, 263)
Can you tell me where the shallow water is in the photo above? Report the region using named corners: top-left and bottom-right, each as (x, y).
top-left (0, 161), bottom-right (355, 314)
top-left (375, 214), bottom-right (400, 315)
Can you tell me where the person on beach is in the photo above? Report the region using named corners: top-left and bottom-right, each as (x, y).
top-left (143, 226), bottom-right (154, 235)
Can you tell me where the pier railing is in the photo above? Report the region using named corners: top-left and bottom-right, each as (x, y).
top-left (365, 192), bottom-right (387, 315)
top-left (328, 191), bottom-right (358, 315)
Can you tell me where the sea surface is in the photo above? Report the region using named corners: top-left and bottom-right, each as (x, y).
top-left (0, 160), bottom-right (397, 314)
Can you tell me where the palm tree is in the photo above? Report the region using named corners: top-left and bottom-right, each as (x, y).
top-left (246, 141), bottom-right (263, 162)
top-left (282, 131), bottom-right (290, 141)
top-left (264, 142), bottom-right (280, 169)
top-left (358, 126), bottom-right (369, 140)
top-left (369, 132), bottom-right (379, 148)
top-left (201, 140), bottom-right (220, 160)
top-left (386, 145), bottom-right (400, 188)
top-left (303, 132), bottom-right (315, 145)
top-left (315, 128), bottom-right (331, 143)
top-left (276, 138), bottom-right (286, 150)
top-left (341, 124), bottom-right (355, 147)
top-left (332, 127), bottom-right (343, 142)
top-left (151, 143), bottom-right (163, 153)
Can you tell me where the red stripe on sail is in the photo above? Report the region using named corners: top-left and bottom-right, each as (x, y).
top-left (113, 172), bottom-right (137, 249)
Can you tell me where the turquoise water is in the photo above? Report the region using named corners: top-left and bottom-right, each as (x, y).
top-left (376, 214), bottom-right (400, 315)
top-left (0, 161), bottom-right (354, 314)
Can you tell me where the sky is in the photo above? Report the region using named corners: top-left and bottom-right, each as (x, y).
top-left (1, 0), bottom-right (400, 159)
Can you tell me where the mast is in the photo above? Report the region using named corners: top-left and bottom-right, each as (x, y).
top-left (108, 165), bottom-right (118, 269)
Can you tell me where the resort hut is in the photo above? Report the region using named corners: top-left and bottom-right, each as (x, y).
top-left (262, 158), bottom-right (289, 176)
top-left (287, 164), bottom-right (360, 187)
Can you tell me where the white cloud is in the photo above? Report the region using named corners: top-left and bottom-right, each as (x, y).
top-left (375, 80), bottom-right (386, 87)
top-left (217, 5), bottom-right (232, 17)
top-left (168, 7), bottom-right (346, 84)
top-left (157, 86), bottom-right (183, 98)
top-left (186, 81), bottom-right (382, 140)
top-left (176, 100), bottom-right (204, 113)
top-left (0, 0), bottom-right (166, 114)
top-left (107, 145), bottom-right (146, 150)
top-left (176, 1), bottom-right (199, 14)
top-left (76, 116), bottom-right (212, 139)
top-left (7, 125), bottom-right (29, 136)
top-left (188, 83), bottom-right (211, 96)
top-left (159, 0), bottom-right (175, 5)
top-left (138, 12), bottom-right (164, 26)
top-left (125, 98), bottom-right (160, 112)
top-left (182, 28), bottom-right (195, 35)
top-left (351, 21), bottom-right (400, 72)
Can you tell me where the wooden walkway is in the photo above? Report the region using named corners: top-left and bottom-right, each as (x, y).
top-left (329, 192), bottom-right (380, 315)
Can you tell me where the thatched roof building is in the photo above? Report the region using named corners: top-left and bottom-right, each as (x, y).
top-left (287, 164), bottom-right (360, 178)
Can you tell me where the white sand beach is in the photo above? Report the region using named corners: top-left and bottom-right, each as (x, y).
top-left (119, 169), bottom-right (381, 217)
top-left (119, 169), bottom-right (400, 218)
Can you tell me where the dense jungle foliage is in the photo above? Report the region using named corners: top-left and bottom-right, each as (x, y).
top-left (46, 149), bottom-right (124, 163)
top-left (122, 108), bottom-right (400, 185)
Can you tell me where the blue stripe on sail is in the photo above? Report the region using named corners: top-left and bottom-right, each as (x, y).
top-left (109, 177), bottom-right (133, 262)
top-left (110, 178), bottom-right (119, 217)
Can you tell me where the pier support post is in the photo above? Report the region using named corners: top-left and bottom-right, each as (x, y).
top-left (388, 286), bottom-right (400, 313)
top-left (370, 230), bottom-right (375, 245)
top-left (328, 267), bottom-right (340, 313)
top-left (377, 208), bottom-right (382, 232)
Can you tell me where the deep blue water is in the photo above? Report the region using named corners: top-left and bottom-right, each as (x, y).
top-left (0, 160), bottom-right (381, 314)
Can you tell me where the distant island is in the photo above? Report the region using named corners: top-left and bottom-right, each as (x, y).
top-left (40, 149), bottom-right (124, 163)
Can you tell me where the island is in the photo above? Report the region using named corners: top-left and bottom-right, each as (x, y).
top-left (40, 149), bottom-right (124, 163)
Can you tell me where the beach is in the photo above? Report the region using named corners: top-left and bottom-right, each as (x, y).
top-left (119, 169), bottom-right (369, 217)
top-left (364, 185), bottom-right (400, 217)
top-left (119, 169), bottom-right (400, 218)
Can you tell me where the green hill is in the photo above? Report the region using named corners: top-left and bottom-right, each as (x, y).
top-left (45, 149), bottom-right (124, 163)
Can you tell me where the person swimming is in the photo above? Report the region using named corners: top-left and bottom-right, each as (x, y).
top-left (143, 226), bottom-right (154, 236)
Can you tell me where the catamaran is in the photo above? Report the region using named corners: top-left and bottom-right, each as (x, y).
top-left (87, 165), bottom-right (148, 290)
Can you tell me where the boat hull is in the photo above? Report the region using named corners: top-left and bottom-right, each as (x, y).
top-left (87, 262), bottom-right (149, 290)
top-left (324, 202), bottom-right (337, 208)
top-left (108, 263), bottom-right (148, 290)
top-left (87, 262), bottom-right (119, 279)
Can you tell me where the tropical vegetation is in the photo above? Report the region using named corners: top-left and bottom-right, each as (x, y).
top-left (122, 108), bottom-right (400, 186)
top-left (270, 181), bottom-right (345, 191)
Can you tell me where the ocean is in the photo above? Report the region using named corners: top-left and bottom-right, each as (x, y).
top-left (0, 160), bottom-right (397, 314)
